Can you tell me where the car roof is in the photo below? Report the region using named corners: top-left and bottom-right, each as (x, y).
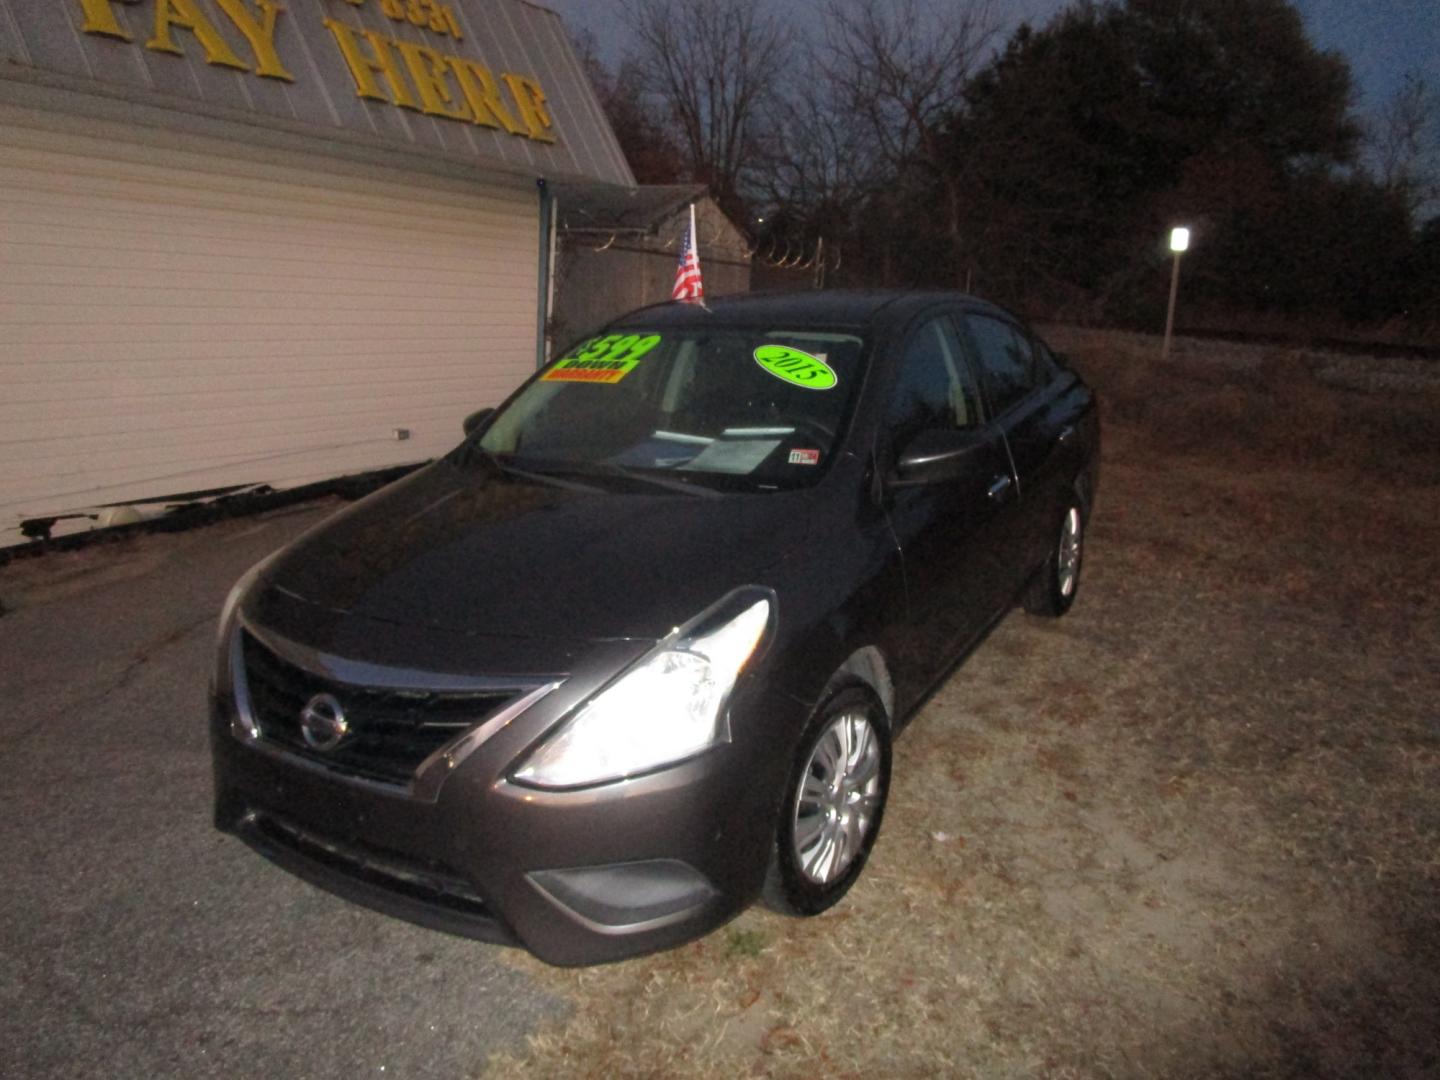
top-left (610, 289), bottom-right (1015, 333)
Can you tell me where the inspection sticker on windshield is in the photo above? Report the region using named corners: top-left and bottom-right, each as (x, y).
top-left (542, 333), bottom-right (662, 384)
top-left (753, 345), bottom-right (837, 390)
top-left (788, 448), bottom-right (821, 466)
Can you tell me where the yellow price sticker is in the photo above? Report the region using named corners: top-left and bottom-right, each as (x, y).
top-left (542, 334), bottom-right (662, 384)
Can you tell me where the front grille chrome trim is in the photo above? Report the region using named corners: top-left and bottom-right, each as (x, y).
top-left (411, 681), bottom-right (560, 801)
top-left (231, 617), bottom-right (563, 803)
top-left (247, 621), bottom-right (539, 694)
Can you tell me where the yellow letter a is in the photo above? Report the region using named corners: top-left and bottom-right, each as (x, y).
top-left (148, 0), bottom-right (250, 72)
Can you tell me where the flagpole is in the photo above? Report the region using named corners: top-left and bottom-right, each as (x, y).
top-left (690, 202), bottom-right (708, 309)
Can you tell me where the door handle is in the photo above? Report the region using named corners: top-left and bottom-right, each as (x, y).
top-left (987, 474), bottom-right (1013, 501)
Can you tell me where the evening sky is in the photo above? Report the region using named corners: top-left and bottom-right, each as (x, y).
top-left (540, 0), bottom-right (1437, 116)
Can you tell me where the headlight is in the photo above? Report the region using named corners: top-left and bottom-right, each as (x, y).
top-left (513, 590), bottom-right (774, 789)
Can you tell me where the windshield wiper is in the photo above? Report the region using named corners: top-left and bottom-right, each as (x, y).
top-left (456, 444), bottom-right (720, 497)
top-left (453, 443), bottom-right (604, 493)
top-left (583, 461), bottom-right (723, 498)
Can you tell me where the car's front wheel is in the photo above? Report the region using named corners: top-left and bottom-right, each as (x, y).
top-left (763, 685), bottom-right (891, 916)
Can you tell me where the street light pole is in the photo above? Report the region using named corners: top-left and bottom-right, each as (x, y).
top-left (1162, 226), bottom-right (1190, 362)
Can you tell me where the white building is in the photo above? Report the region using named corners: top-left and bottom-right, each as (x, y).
top-left (0, 0), bottom-right (633, 545)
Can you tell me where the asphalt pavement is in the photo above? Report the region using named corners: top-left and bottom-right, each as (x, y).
top-left (0, 503), bottom-right (564, 1079)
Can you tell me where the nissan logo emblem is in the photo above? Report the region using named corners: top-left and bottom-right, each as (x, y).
top-left (299, 693), bottom-right (348, 752)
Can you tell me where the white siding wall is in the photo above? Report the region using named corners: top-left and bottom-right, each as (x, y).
top-left (0, 117), bottom-right (539, 546)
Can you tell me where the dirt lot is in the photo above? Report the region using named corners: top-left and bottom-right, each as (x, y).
top-left (483, 332), bottom-right (1440, 1078)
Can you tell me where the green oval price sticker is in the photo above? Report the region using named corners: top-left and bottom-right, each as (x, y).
top-left (543, 333), bottom-right (662, 384)
top-left (753, 345), bottom-right (837, 390)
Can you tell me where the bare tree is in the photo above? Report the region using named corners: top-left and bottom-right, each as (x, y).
top-left (817, 0), bottom-right (1000, 285)
top-left (1369, 72), bottom-right (1439, 217)
top-left (621, 0), bottom-right (790, 217)
top-left (760, 77), bottom-right (876, 217)
top-left (751, 61), bottom-right (879, 272)
top-left (574, 30), bottom-right (686, 184)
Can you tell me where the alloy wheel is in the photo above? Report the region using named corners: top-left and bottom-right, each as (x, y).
top-left (1058, 505), bottom-right (1082, 599)
top-left (791, 710), bottom-right (884, 885)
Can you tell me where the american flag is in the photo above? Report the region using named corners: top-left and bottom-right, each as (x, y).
top-left (672, 203), bottom-right (705, 302)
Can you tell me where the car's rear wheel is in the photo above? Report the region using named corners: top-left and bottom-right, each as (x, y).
top-left (1025, 499), bottom-right (1084, 617)
top-left (763, 685), bottom-right (891, 915)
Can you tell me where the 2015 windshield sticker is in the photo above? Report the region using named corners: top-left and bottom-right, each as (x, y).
top-left (542, 334), bottom-right (662, 383)
top-left (753, 345), bottom-right (837, 390)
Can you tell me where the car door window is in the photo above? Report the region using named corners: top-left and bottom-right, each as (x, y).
top-left (1032, 337), bottom-right (1062, 381)
top-left (966, 314), bottom-right (1039, 415)
top-left (886, 315), bottom-right (985, 451)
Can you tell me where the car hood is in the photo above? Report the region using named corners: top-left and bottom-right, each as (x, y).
top-left (260, 458), bottom-right (812, 642)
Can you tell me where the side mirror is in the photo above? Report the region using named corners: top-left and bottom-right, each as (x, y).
top-left (462, 407), bottom-right (494, 437)
top-left (892, 428), bottom-right (986, 486)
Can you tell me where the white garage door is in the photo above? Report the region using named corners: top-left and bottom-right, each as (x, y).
top-left (0, 114), bottom-right (539, 546)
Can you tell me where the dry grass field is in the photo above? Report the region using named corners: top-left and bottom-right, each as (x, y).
top-left (482, 330), bottom-right (1440, 1078)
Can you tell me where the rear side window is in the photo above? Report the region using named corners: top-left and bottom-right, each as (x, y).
top-left (965, 314), bottom-right (1039, 415)
top-left (885, 316), bottom-right (985, 451)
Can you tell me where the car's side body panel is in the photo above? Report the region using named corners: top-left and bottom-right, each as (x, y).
top-left (998, 372), bottom-right (1089, 570)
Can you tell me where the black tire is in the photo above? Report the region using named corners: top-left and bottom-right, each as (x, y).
top-left (763, 685), bottom-right (891, 916)
top-left (1024, 498), bottom-right (1084, 618)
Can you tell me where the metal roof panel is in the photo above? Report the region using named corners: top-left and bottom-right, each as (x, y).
top-left (0, 0), bottom-right (635, 186)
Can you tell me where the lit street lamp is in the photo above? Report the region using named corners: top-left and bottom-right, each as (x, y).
top-left (1162, 226), bottom-right (1190, 361)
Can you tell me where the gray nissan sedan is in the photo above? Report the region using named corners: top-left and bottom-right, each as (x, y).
top-left (211, 290), bottom-right (1099, 965)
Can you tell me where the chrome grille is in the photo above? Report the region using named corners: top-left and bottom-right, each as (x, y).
top-left (239, 631), bottom-right (519, 786)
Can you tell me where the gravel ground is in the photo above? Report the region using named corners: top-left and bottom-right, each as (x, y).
top-left (1045, 324), bottom-right (1440, 393)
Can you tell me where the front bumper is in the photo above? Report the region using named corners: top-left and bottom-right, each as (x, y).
top-left (210, 615), bottom-right (803, 966)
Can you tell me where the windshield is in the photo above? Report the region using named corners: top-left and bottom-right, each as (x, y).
top-left (475, 326), bottom-right (867, 491)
